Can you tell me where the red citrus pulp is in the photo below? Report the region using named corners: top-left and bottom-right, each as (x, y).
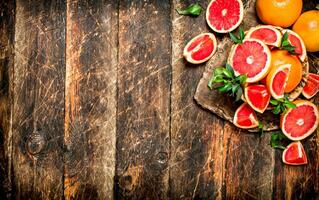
top-left (244, 85), bottom-right (270, 113)
top-left (282, 142), bottom-right (308, 165)
top-left (233, 103), bottom-right (259, 129)
top-left (302, 73), bottom-right (319, 99)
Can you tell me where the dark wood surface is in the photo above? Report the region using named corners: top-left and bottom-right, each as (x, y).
top-left (0, 0), bottom-right (318, 199)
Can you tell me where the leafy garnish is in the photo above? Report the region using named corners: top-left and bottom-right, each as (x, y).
top-left (270, 131), bottom-right (289, 150)
top-left (280, 32), bottom-right (299, 55)
top-left (258, 121), bottom-right (264, 136)
top-left (208, 63), bottom-right (247, 101)
top-left (229, 27), bottom-right (245, 44)
top-left (176, 3), bottom-right (202, 16)
top-left (269, 94), bottom-right (296, 114)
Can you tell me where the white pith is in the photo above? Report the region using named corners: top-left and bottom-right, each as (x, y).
top-left (246, 56), bottom-right (254, 65)
top-left (245, 25), bottom-right (282, 47)
top-left (269, 64), bottom-right (291, 99)
top-left (281, 101), bottom-right (319, 141)
top-left (222, 9), bottom-right (227, 16)
top-left (233, 103), bottom-right (259, 129)
top-left (206, 0), bottom-right (244, 33)
top-left (282, 142), bottom-right (307, 165)
top-left (296, 119), bottom-right (304, 126)
top-left (183, 33), bottom-right (217, 64)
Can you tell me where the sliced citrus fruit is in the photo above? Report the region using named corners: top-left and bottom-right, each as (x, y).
top-left (282, 29), bottom-right (307, 62)
top-left (302, 73), bottom-right (319, 99)
top-left (183, 33), bottom-right (217, 64)
top-left (233, 103), bottom-right (259, 129)
top-left (282, 142), bottom-right (308, 165)
top-left (228, 39), bottom-right (271, 83)
top-left (266, 64), bottom-right (291, 99)
top-left (280, 100), bottom-right (319, 141)
top-left (245, 25), bottom-right (282, 47)
top-left (206, 0), bottom-right (244, 33)
top-left (270, 50), bottom-right (303, 93)
top-left (244, 85), bottom-right (270, 113)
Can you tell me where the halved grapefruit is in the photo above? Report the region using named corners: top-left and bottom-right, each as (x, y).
top-left (183, 33), bottom-right (217, 64)
top-left (302, 73), bottom-right (319, 99)
top-left (233, 103), bottom-right (259, 129)
top-left (281, 100), bottom-right (319, 141)
top-left (282, 142), bottom-right (308, 165)
top-left (206, 0), bottom-right (244, 33)
top-left (245, 25), bottom-right (282, 47)
top-left (282, 29), bottom-right (307, 62)
top-left (244, 85), bottom-right (270, 113)
top-left (266, 64), bottom-right (291, 99)
top-left (228, 39), bottom-right (271, 83)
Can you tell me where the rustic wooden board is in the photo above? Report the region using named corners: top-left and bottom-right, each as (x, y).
top-left (12, 0), bottom-right (66, 199)
top-left (0, 0), bottom-right (14, 198)
top-left (64, 0), bottom-right (118, 199)
top-left (115, 1), bottom-right (171, 199)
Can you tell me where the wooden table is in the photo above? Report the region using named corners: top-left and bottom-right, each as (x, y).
top-left (0, 0), bottom-right (317, 199)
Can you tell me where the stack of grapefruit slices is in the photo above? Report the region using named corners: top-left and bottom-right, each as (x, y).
top-left (182, 0), bottom-right (318, 165)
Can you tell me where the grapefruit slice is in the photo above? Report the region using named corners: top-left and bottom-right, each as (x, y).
top-left (282, 29), bottom-right (307, 62)
top-left (266, 64), bottom-right (291, 99)
top-left (244, 85), bottom-right (270, 113)
top-left (206, 0), bottom-right (244, 33)
top-left (281, 100), bottom-right (319, 141)
top-left (245, 25), bottom-right (282, 47)
top-left (233, 103), bottom-right (259, 129)
top-left (302, 73), bottom-right (319, 99)
top-left (282, 142), bottom-right (308, 165)
top-left (183, 33), bottom-right (217, 64)
top-left (228, 39), bottom-right (271, 83)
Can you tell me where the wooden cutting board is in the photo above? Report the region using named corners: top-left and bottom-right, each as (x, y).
top-left (195, 0), bottom-right (319, 132)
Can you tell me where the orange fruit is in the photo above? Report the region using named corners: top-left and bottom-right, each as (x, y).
top-left (256, 0), bottom-right (302, 28)
top-left (268, 50), bottom-right (303, 93)
top-left (293, 10), bottom-right (319, 52)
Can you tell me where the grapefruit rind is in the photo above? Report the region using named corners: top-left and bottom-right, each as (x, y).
top-left (233, 103), bottom-right (259, 129)
top-left (282, 29), bottom-right (307, 62)
top-left (302, 73), bottom-right (319, 99)
top-left (267, 64), bottom-right (291, 99)
top-left (245, 25), bottom-right (282, 47)
top-left (282, 142), bottom-right (308, 165)
top-left (206, 0), bottom-right (244, 33)
top-left (228, 39), bottom-right (272, 83)
top-left (281, 100), bottom-right (319, 141)
top-left (244, 85), bottom-right (270, 113)
top-left (183, 33), bottom-right (217, 64)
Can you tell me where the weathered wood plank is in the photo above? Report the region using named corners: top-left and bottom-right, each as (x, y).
top-left (64, 0), bottom-right (118, 199)
top-left (170, 0), bottom-right (225, 199)
top-left (12, 0), bottom-right (66, 199)
top-left (115, 1), bottom-right (171, 199)
top-left (0, 0), bottom-right (15, 199)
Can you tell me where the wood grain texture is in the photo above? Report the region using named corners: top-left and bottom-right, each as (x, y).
top-left (64, 0), bottom-right (118, 199)
top-left (115, 1), bottom-right (171, 199)
top-left (12, 0), bottom-right (66, 199)
top-left (0, 0), bottom-right (15, 199)
top-left (170, 0), bottom-right (225, 199)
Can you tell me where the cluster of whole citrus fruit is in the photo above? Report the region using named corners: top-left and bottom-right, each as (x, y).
top-left (182, 0), bottom-right (319, 165)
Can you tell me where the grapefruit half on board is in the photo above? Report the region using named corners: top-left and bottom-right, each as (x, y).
top-left (244, 85), bottom-right (270, 113)
top-left (302, 73), bottom-right (319, 99)
top-left (281, 100), bottom-right (319, 141)
top-left (245, 25), bottom-right (282, 47)
top-left (282, 142), bottom-right (308, 165)
top-left (266, 64), bottom-right (291, 99)
top-left (206, 0), bottom-right (244, 33)
top-left (228, 39), bottom-right (271, 83)
top-left (183, 33), bottom-right (217, 64)
top-left (233, 103), bottom-right (259, 129)
top-left (282, 29), bottom-right (307, 62)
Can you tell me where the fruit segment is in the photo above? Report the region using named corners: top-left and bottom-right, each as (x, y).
top-left (183, 33), bottom-right (217, 64)
top-left (302, 73), bottom-right (319, 99)
top-left (206, 0), bottom-right (244, 33)
top-left (246, 25), bottom-right (282, 47)
top-left (281, 100), bottom-right (319, 141)
top-left (282, 142), bottom-right (308, 165)
top-left (233, 103), bottom-right (259, 129)
top-left (244, 85), bottom-right (270, 113)
top-left (283, 29), bottom-right (307, 61)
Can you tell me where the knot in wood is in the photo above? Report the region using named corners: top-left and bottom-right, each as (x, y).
top-left (156, 152), bottom-right (168, 164)
top-left (26, 132), bottom-right (45, 155)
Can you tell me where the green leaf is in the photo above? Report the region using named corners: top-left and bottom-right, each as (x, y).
top-left (223, 68), bottom-right (233, 78)
top-left (239, 27), bottom-right (245, 40)
top-left (214, 67), bottom-right (224, 76)
top-left (239, 75), bottom-right (247, 84)
top-left (273, 105), bottom-right (281, 114)
top-left (282, 32), bottom-right (288, 42)
top-left (176, 3), bottom-right (202, 16)
top-left (270, 131), bottom-right (288, 150)
top-left (225, 63), bottom-right (234, 76)
top-left (281, 40), bottom-right (290, 47)
top-left (270, 99), bottom-right (279, 105)
top-left (208, 77), bottom-right (214, 89)
top-left (217, 83), bottom-right (232, 93)
top-left (281, 46), bottom-right (296, 52)
top-left (229, 32), bottom-right (241, 44)
top-left (284, 101), bottom-right (296, 109)
top-left (231, 84), bottom-right (240, 95)
top-left (235, 87), bottom-right (243, 101)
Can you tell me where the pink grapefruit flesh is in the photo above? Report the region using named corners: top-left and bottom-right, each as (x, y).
top-left (228, 39), bottom-right (271, 83)
top-left (246, 25), bottom-right (282, 47)
top-left (283, 30), bottom-right (307, 62)
top-left (206, 0), bottom-right (244, 33)
top-left (281, 100), bottom-right (319, 141)
top-left (282, 142), bottom-right (308, 165)
top-left (183, 33), bottom-right (217, 64)
top-left (267, 64), bottom-right (291, 99)
top-left (244, 85), bottom-right (270, 113)
top-left (233, 103), bottom-right (259, 129)
top-left (302, 73), bottom-right (319, 99)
